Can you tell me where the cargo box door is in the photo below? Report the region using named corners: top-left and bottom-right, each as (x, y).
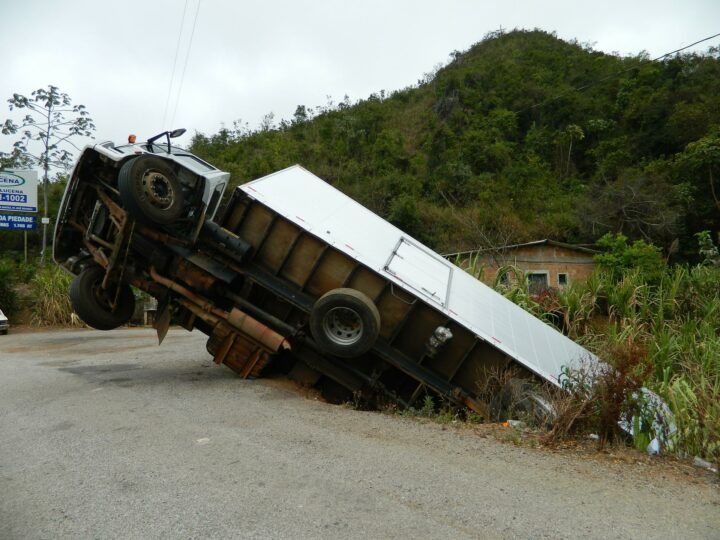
top-left (384, 238), bottom-right (452, 307)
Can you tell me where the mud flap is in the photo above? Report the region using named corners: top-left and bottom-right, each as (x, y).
top-left (206, 323), bottom-right (274, 379)
top-left (155, 304), bottom-right (171, 344)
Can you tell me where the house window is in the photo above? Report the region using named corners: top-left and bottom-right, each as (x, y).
top-left (558, 273), bottom-right (568, 287)
top-left (527, 272), bottom-right (549, 294)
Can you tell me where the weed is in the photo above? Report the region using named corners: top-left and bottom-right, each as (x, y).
top-left (486, 239), bottom-right (719, 464)
top-left (0, 259), bottom-right (18, 316)
top-left (29, 265), bottom-right (82, 327)
top-left (466, 412), bottom-right (484, 424)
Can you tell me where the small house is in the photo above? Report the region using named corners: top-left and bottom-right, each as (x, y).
top-left (446, 239), bottom-right (598, 292)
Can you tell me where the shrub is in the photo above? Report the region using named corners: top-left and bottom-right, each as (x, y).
top-left (545, 336), bottom-right (652, 447)
top-left (29, 265), bottom-right (81, 327)
top-left (594, 233), bottom-right (666, 283)
top-left (492, 254), bottom-right (720, 462)
top-left (696, 230), bottom-right (719, 266)
top-left (0, 259), bottom-right (18, 316)
top-left (659, 327), bottom-right (720, 468)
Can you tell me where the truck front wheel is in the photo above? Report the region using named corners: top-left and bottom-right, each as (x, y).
top-left (69, 266), bottom-right (135, 330)
top-left (309, 288), bottom-right (380, 358)
top-left (118, 155), bottom-right (184, 225)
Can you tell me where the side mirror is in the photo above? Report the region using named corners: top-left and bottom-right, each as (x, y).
top-left (169, 128), bottom-right (187, 138)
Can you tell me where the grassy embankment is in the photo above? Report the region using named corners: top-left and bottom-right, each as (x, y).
top-left (446, 233), bottom-right (720, 470)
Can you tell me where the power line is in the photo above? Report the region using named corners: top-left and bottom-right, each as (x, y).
top-left (161, 0), bottom-right (189, 129)
top-left (170, 0), bottom-right (202, 128)
top-left (653, 32), bottom-right (720, 61)
top-left (514, 31), bottom-right (720, 116)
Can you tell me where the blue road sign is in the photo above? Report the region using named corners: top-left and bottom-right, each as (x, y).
top-left (0, 213), bottom-right (37, 230)
top-left (0, 170), bottom-right (38, 213)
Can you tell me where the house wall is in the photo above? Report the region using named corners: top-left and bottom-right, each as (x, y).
top-left (461, 244), bottom-right (596, 287)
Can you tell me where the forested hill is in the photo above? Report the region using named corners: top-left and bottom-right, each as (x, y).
top-left (191, 29), bottom-right (720, 259)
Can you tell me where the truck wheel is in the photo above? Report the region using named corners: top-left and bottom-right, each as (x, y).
top-left (69, 266), bottom-right (135, 330)
top-left (118, 155), bottom-right (184, 225)
top-left (309, 288), bottom-right (380, 358)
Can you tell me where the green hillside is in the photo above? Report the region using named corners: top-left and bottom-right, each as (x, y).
top-left (191, 29), bottom-right (720, 260)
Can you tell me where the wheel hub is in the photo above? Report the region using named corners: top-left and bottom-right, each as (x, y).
top-left (91, 280), bottom-right (115, 312)
top-left (141, 170), bottom-right (174, 209)
top-left (322, 307), bottom-right (363, 345)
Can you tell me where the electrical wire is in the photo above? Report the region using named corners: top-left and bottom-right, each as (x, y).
top-left (161, 0), bottom-right (189, 129)
top-left (514, 31), bottom-right (720, 116)
top-left (170, 0), bottom-right (202, 128)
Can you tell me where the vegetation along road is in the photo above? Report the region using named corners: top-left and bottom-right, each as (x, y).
top-left (1, 329), bottom-right (718, 539)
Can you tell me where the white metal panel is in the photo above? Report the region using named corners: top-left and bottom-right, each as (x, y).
top-left (240, 165), bottom-right (597, 385)
top-left (385, 239), bottom-right (452, 306)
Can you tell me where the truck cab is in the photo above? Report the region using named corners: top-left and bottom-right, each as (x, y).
top-left (53, 129), bottom-right (229, 330)
top-left (55, 129), bottom-right (228, 262)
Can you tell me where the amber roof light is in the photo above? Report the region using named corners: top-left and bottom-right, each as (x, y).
top-left (128, 134), bottom-right (136, 144)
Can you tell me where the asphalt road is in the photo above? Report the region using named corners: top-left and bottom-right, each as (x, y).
top-left (1, 329), bottom-right (718, 539)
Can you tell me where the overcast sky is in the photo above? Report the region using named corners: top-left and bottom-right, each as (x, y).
top-left (1, 0), bottom-right (719, 157)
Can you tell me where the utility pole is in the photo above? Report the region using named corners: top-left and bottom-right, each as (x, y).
top-left (40, 155), bottom-right (49, 264)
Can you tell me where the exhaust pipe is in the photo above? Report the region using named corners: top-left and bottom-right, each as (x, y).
top-left (149, 266), bottom-right (290, 352)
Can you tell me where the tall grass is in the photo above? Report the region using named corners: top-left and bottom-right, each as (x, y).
top-left (480, 262), bottom-right (720, 467)
top-left (0, 259), bottom-right (18, 316)
top-left (29, 266), bottom-right (82, 327)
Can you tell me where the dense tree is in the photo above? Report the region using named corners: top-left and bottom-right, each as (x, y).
top-left (187, 30), bottom-right (720, 259)
top-left (679, 131), bottom-right (720, 213)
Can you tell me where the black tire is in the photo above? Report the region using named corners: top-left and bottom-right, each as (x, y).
top-left (118, 155), bottom-right (184, 225)
top-left (309, 288), bottom-right (381, 358)
top-left (69, 266), bottom-right (135, 330)
top-left (0, 329), bottom-right (7, 336)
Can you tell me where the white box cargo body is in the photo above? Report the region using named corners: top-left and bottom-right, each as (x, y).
top-left (239, 165), bottom-right (596, 387)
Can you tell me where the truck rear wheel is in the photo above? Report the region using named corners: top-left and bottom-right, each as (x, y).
top-left (69, 266), bottom-right (135, 330)
top-left (118, 155), bottom-right (184, 225)
top-left (309, 288), bottom-right (380, 358)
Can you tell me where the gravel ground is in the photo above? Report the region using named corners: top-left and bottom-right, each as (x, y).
top-left (0, 328), bottom-right (718, 539)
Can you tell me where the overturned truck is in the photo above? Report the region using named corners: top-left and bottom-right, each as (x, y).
top-left (54, 131), bottom-right (595, 417)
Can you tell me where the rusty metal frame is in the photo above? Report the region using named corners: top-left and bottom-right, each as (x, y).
top-left (223, 260), bottom-right (489, 417)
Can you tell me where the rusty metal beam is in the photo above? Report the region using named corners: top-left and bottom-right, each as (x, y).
top-left (387, 300), bottom-right (419, 344)
top-left (372, 281), bottom-right (390, 304)
top-left (448, 339), bottom-right (479, 382)
top-left (150, 266), bottom-right (290, 353)
top-left (372, 341), bottom-right (489, 419)
top-left (340, 263), bottom-right (361, 287)
top-left (255, 214), bottom-right (279, 255)
top-left (300, 245), bottom-right (330, 291)
top-left (275, 230), bottom-right (303, 276)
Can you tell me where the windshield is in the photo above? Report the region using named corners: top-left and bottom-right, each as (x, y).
top-left (143, 142), bottom-right (180, 154)
top-left (171, 154), bottom-right (216, 172)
